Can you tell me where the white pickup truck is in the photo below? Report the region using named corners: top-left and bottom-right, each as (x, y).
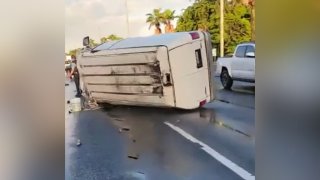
top-left (216, 42), bottom-right (255, 89)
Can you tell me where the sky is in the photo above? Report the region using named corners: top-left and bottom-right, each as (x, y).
top-left (65, 0), bottom-right (194, 52)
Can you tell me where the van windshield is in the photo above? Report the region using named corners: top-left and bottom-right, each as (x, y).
top-left (91, 40), bottom-right (121, 52)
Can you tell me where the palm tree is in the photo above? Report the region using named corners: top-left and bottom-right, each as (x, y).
top-left (146, 8), bottom-right (163, 34)
top-left (162, 9), bottom-right (178, 33)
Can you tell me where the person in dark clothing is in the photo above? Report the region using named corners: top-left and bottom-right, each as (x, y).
top-left (70, 55), bottom-right (81, 97)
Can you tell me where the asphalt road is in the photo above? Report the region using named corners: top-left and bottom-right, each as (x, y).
top-left (65, 76), bottom-right (255, 180)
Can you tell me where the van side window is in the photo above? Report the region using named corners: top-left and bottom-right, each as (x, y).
top-left (235, 46), bottom-right (247, 58)
top-left (195, 49), bottom-right (203, 68)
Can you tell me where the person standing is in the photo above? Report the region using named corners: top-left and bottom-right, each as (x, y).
top-left (65, 59), bottom-right (72, 80)
top-left (70, 55), bottom-right (81, 97)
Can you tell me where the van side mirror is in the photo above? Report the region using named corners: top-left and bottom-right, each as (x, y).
top-left (83, 36), bottom-right (90, 47)
top-left (245, 52), bottom-right (255, 58)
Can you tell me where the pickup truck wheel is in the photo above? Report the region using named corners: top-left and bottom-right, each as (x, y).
top-left (221, 69), bottom-right (233, 90)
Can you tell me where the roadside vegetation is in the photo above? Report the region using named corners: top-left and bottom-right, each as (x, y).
top-left (67, 0), bottom-right (255, 57)
top-left (176, 0), bottom-right (254, 55)
top-left (68, 34), bottom-right (123, 56)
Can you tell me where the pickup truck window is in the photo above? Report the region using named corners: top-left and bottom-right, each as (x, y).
top-left (235, 46), bottom-right (246, 58)
top-left (245, 45), bottom-right (255, 54)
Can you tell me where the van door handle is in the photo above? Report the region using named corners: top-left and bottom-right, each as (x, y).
top-left (163, 73), bottom-right (172, 86)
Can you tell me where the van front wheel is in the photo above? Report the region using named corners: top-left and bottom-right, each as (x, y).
top-left (221, 69), bottom-right (233, 90)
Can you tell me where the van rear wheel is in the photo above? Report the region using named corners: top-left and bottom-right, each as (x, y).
top-left (221, 69), bottom-right (233, 90)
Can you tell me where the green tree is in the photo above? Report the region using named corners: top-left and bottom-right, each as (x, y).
top-left (176, 0), bottom-right (251, 55)
top-left (162, 9), bottom-right (178, 33)
top-left (248, 0), bottom-right (255, 41)
top-left (100, 37), bottom-right (108, 43)
top-left (100, 34), bottom-right (123, 43)
top-left (89, 39), bottom-right (98, 47)
top-left (68, 48), bottom-right (82, 57)
top-left (223, 1), bottom-right (251, 53)
top-left (233, 0), bottom-right (255, 41)
top-left (146, 8), bottom-right (164, 32)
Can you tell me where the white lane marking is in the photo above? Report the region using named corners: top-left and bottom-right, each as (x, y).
top-left (164, 122), bottom-right (255, 180)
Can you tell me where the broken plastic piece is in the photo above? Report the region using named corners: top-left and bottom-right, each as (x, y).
top-left (121, 128), bottom-right (130, 131)
top-left (128, 154), bottom-right (139, 160)
top-left (76, 139), bottom-right (81, 146)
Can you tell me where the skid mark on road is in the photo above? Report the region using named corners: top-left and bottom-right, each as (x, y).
top-left (165, 122), bottom-right (255, 180)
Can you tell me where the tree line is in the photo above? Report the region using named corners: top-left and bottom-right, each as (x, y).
top-left (67, 0), bottom-right (255, 57)
top-left (68, 34), bottom-right (123, 56)
top-left (146, 0), bottom-right (255, 55)
top-left (146, 8), bottom-right (178, 34)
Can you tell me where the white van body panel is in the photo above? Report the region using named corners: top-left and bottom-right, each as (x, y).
top-left (78, 31), bottom-right (215, 109)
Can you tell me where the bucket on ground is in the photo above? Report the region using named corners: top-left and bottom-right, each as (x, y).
top-left (70, 98), bottom-right (82, 112)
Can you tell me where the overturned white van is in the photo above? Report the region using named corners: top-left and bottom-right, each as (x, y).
top-left (78, 31), bottom-right (215, 110)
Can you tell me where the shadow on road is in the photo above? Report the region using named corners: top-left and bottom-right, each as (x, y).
top-left (232, 84), bottom-right (255, 93)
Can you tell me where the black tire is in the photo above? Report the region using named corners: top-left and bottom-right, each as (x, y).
top-left (220, 68), bottom-right (233, 90)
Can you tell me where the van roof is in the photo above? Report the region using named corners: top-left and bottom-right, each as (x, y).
top-left (93, 31), bottom-right (199, 51)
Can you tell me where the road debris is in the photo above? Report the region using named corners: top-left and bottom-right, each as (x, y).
top-left (218, 99), bottom-right (230, 104)
top-left (67, 100), bottom-right (70, 104)
top-left (128, 134), bottom-right (136, 143)
top-left (76, 139), bottom-right (81, 146)
top-left (82, 97), bottom-right (101, 111)
top-left (121, 128), bottom-right (130, 131)
top-left (213, 120), bottom-right (252, 138)
top-left (82, 107), bottom-right (101, 111)
top-left (128, 154), bottom-right (139, 160)
top-left (125, 171), bottom-right (146, 179)
top-left (112, 118), bottom-right (125, 122)
top-left (65, 83), bottom-right (69, 86)
top-left (118, 127), bottom-right (130, 133)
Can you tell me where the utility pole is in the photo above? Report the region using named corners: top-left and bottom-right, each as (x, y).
top-left (220, 0), bottom-right (224, 57)
top-left (125, 0), bottom-right (130, 37)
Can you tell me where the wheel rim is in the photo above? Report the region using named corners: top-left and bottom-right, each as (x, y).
top-left (221, 72), bottom-right (228, 86)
